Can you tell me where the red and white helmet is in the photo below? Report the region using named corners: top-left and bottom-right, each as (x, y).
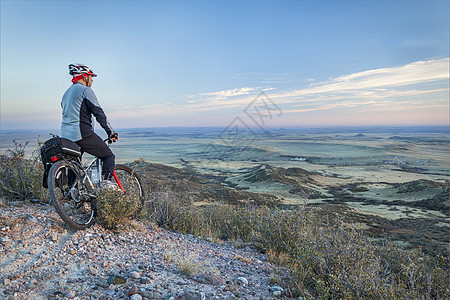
top-left (69, 64), bottom-right (97, 77)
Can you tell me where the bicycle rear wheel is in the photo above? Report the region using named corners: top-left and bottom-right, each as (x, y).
top-left (48, 160), bottom-right (96, 230)
top-left (113, 164), bottom-right (145, 219)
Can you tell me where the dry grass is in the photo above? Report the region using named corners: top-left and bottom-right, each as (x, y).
top-left (176, 252), bottom-right (200, 276)
top-left (147, 187), bottom-right (450, 299)
top-left (268, 273), bottom-right (282, 286)
top-left (233, 255), bottom-right (251, 264)
top-left (162, 249), bottom-right (176, 262)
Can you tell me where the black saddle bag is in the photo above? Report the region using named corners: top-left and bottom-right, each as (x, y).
top-left (40, 136), bottom-right (81, 188)
top-left (41, 136), bottom-right (81, 163)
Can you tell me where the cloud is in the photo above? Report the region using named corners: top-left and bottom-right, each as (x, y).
top-left (111, 58), bottom-right (449, 126)
top-left (268, 58), bottom-right (449, 110)
top-left (197, 87), bottom-right (256, 98)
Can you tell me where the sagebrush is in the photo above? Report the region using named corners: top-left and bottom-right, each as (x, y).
top-left (96, 186), bottom-right (141, 230)
top-left (147, 185), bottom-right (450, 299)
top-left (0, 141), bottom-right (47, 202)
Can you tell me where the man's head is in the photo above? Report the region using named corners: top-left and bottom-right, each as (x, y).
top-left (69, 64), bottom-right (97, 87)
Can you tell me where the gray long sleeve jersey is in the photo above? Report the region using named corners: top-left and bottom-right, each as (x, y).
top-left (60, 83), bottom-right (114, 142)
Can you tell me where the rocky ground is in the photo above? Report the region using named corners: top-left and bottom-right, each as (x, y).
top-left (0, 201), bottom-right (289, 300)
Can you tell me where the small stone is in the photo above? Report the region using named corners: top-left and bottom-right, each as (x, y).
top-left (176, 290), bottom-right (204, 300)
top-left (129, 271), bottom-right (140, 279)
top-left (28, 278), bottom-right (38, 288)
top-left (270, 284), bottom-right (283, 293)
top-left (193, 274), bottom-right (225, 286)
top-left (69, 249), bottom-right (76, 255)
top-left (140, 277), bottom-right (150, 284)
top-left (89, 265), bottom-right (98, 275)
top-left (236, 277), bottom-right (248, 285)
top-left (4, 289), bottom-right (14, 295)
top-left (127, 284), bottom-right (140, 296)
top-left (51, 233), bottom-right (58, 242)
top-left (65, 290), bottom-right (76, 299)
top-left (273, 291), bottom-right (282, 297)
top-left (107, 274), bottom-right (126, 285)
top-left (130, 294), bottom-right (142, 300)
top-left (3, 278), bottom-right (11, 285)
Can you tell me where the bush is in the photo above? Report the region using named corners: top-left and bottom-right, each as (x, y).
top-left (96, 187), bottom-right (141, 230)
top-left (0, 141), bottom-right (47, 202)
top-left (287, 218), bottom-right (396, 298)
top-left (145, 187), bottom-right (449, 299)
top-left (145, 184), bottom-right (192, 228)
top-left (177, 204), bottom-right (259, 241)
top-left (255, 204), bottom-right (309, 256)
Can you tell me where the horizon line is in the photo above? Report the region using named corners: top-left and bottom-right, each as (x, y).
top-left (1, 124), bottom-right (449, 132)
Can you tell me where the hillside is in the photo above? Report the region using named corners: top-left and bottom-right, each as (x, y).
top-left (129, 161), bottom-right (449, 258)
top-left (0, 156), bottom-right (448, 299)
top-left (131, 161), bottom-right (282, 206)
top-left (0, 202), bottom-right (286, 299)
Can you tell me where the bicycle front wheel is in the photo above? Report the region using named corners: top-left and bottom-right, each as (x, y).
top-left (48, 160), bottom-right (96, 230)
top-left (112, 164), bottom-right (145, 219)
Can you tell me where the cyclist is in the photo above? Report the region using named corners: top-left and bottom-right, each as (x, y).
top-left (61, 63), bottom-right (119, 186)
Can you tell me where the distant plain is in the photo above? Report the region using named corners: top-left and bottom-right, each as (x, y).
top-left (1, 126), bottom-right (449, 256)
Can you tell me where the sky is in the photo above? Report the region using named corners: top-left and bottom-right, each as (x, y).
top-left (1, 0), bottom-right (449, 130)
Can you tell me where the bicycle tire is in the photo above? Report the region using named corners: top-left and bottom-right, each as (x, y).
top-left (48, 160), bottom-right (96, 230)
top-left (112, 164), bottom-right (145, 219)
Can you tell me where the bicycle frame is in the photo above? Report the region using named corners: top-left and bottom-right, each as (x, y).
top-left (83, 156), bottom-right (125, 192)
top-left (60, 154), bottom-right (125, 197)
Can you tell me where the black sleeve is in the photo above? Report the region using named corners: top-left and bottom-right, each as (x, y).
top-left (84, 99), bottom-right (114, 136)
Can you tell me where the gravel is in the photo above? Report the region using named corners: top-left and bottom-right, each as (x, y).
top-left (0, 201), bottom-right (291, 299)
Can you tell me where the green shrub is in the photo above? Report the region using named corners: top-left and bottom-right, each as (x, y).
top-left (0, 141), bottom-right (47, 202)
top-left (96, 187), bottom-right (141, 230)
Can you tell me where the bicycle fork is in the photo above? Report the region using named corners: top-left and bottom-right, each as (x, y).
top-left (112, 170), bottom-right (125, 192)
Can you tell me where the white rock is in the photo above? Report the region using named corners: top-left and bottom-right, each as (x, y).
top-left (273, 291), bottom-right (282, 297)
top-left (129, 271), bottom-right (140, 279)
top-left (237, 277), bottom-right (248, 285)
top-left (89, 265), bottom-right (98, 275)
top-left (130, 294), bottom-right (142, 300)
top-left (270, 284), bottom-right (284, 292)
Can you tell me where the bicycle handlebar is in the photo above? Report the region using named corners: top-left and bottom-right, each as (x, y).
top-left (104, 138), bottom-right (116, 145)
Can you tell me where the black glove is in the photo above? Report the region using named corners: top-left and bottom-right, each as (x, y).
top-left (109, 132), bottom-right (119, 143)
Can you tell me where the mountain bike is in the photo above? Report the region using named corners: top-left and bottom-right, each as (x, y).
top-left (44, 138), bottom-right (145, 230)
